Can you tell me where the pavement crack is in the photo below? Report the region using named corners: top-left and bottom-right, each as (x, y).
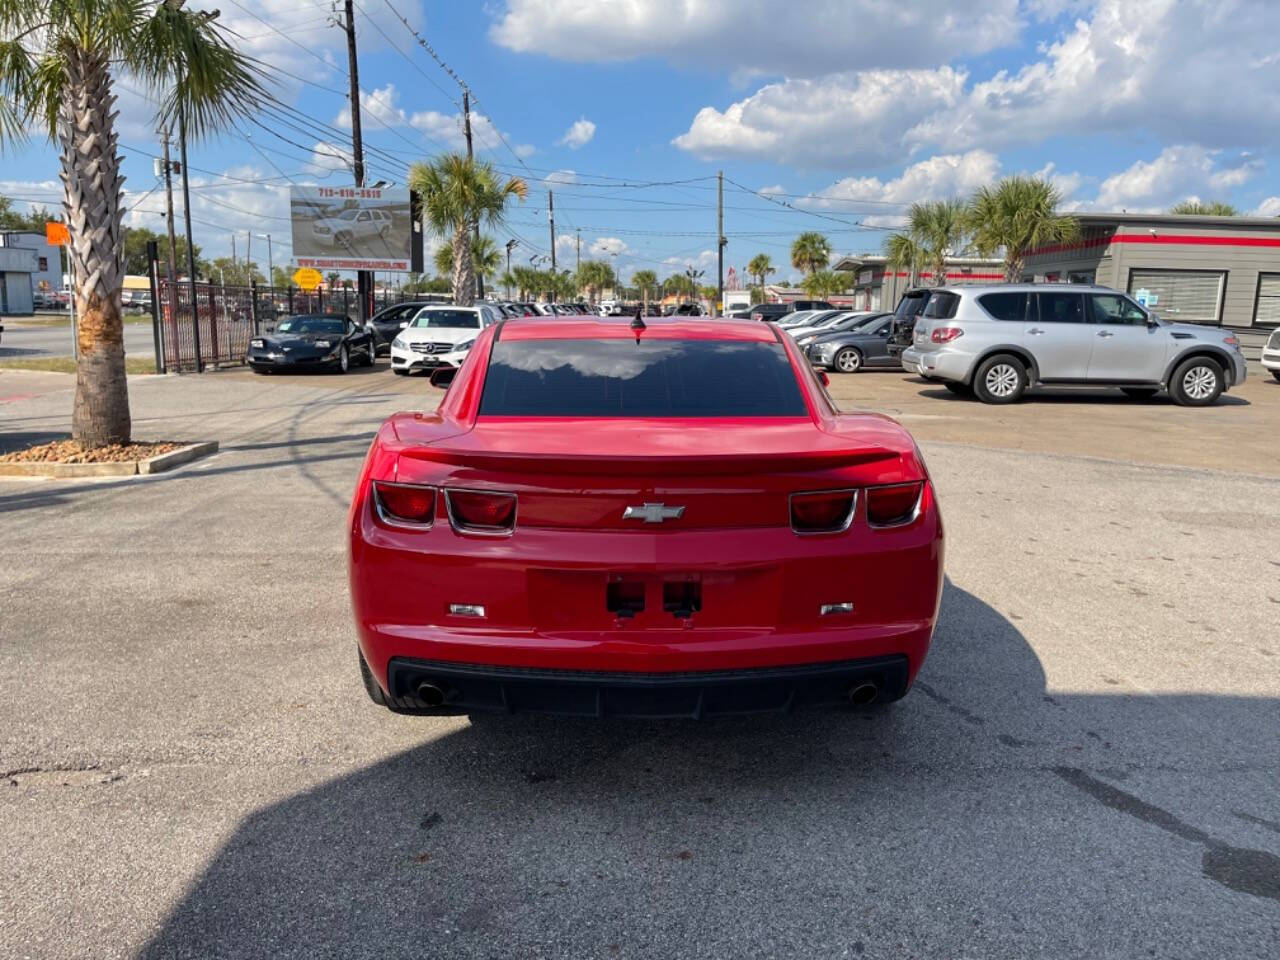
top-left (1054, 766), bottom-right (1280, 903)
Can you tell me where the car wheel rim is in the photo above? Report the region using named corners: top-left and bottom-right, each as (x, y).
top-left (837, 351), bottom-right (859, 372)
top-left (340, 348), bottom-right (348, 371)
top-left (1183, 366), bottom-right (1215, 399)
top-left (985, 363), bottom-right (1019, 397)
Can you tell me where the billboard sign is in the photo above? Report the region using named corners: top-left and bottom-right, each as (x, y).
top-left (289, 185), bottom-right (422, 272)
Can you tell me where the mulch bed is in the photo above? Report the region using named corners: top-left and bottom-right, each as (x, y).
top-left (0, 439), bottom-right (182, 464)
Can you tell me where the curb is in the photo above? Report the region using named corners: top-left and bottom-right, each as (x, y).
top-left (0, 441), bottom-right (218, 478)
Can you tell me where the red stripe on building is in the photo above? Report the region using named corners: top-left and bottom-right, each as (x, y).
top-left (1028, 232), bottom-right (1280, 257)
top-left (875, 271), bottom-right (1006, 280)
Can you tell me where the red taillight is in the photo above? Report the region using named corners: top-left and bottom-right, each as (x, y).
top-left (372, 481), bottom-right (436, 525)
top-left (931, 327), bottom-right (963, 343)
top-left (866, 482), bottom-right (924, 527)
top-left (446, 489), bottom-right (517, 533)
top-left (790, 490), bottom-right (857, 533)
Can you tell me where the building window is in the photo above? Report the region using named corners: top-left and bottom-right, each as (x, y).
top-left (1126, 269), bottom-right (1225, 326)
top-left (1254, 273), bottom-right (1280, 327)
top-left (38, 256), bottom-right (48, 271)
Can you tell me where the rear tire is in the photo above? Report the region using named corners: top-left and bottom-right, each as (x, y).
top-left (833, 347), bottom-right (863, 373)
top-left (973, 354), bottom-right (1027, 404)
top-left (1271, 369), bottom-right (1280, 383)
top-left (943, 381), bottom-right (972, 396)
top-left (1121, 387), bottom-right (1159, 400)
top-left (1169, 356), bottom-right (1223, 406)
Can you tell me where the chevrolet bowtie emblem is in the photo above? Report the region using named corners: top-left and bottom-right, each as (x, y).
top-left (623, 502), bottom-right (686, 523)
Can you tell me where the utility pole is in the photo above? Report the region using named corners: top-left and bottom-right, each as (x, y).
top-left (178, 102), bottom-right (201, 370)
top-left (231, 233), bottom-right (236, 267)
top-left (575, 229), bottom-right (580, 272)
top-left (717, 169), bottom-right (725, 317)
top-left (505, 239), bottom-right (516, 298)
top-left (246, 232), bottom-right (252, 281)
top-left (461, 88), bottom-right (485, 301)
top-left (548, 190), bottom-right (556, 302)
top-left (341, 0), bottom-right (370, 322)
top-left (160, 125), bottom-right (178, 286)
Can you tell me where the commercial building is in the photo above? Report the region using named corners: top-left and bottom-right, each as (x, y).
top-left (0, 244), bottom-right (37, 315)
top-left (831, 255), bottom-right (1005, 311)
top-left (1022, 213), bottom-right (1280, 337)
top-left (0, 231), bottom-right (61, 297)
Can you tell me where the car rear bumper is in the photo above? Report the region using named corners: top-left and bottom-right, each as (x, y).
top-left (900, 346), bottom-right (972, 382)
top-left (350, 493), bottom-right (944, 702)
top-left (386, 654), bottom-right (911, 717)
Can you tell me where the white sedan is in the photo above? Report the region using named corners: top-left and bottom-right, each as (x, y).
top-left (1263, 327), bottom-right (1280, 383)
top-left (389, 305), bottom-right (499, 376)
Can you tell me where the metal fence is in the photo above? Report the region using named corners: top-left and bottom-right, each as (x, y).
top-left (151, 278), bottom-right (432, 372)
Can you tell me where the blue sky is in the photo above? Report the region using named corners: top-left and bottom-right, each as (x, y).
top-left (3, 0), bottom-right (1278, 285)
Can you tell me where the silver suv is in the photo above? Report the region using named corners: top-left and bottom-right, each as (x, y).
top-left (900, 284), bottom-right (1247, 405)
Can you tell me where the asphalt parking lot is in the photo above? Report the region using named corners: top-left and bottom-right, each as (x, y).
top-left (1, 359), bottom-right (1277, 959)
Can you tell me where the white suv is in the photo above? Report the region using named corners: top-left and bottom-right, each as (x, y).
top-left (312, 209), bottom-right (393, 249)
top-left (901, 284), bottom-right (1247, 405)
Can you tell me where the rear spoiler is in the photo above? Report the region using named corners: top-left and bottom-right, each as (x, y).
top-left (398, 446), bottom-right (898, 476)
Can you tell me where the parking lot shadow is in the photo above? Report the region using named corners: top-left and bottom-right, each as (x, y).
top-left (916, 386), bottom-right (1250, 406)
top-left (135, 581), bottom-right (1279, 958)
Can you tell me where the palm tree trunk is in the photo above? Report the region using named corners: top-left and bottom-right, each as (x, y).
top-left (1005, 254), bottom-right (1023, 284)
top-left (62, 47), bottom-right (130, 448)
top-left (452, 224), bottom-right (475, 306)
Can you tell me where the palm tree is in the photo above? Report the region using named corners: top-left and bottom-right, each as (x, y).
top-left (747, 253), bottom-right (776, 291)
top-left (632, 269), bottom-right (657, 309)
top-left (408, 153), bottom-right (527, 306)
top-left (325, 271), bottom-right (341, 291)
top-left (908, 199), bottom-right (968, 285)
top-left (1170, 200), bottom-right (1239, 216)
top-left (801, 269), bottom-right (846, 301)
top-left (883, 231), bottom-right (926, 288)
top-left (576, 260), bottom-right (615, 302)
top-left (966, 176), bottom-right (1079, 283)
top-left (435, 234), bottom-right (501, 284)
top-left (0, 0), bottom-right (264, 447)
top-left (790, 232), bottom-right (832, 276)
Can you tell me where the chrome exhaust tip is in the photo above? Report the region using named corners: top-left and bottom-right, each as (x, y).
top-left (416, 682), bottom-right (447, 707)
top-left (848, 682), bottom-right (878, 706)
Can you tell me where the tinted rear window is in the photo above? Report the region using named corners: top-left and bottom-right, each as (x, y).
top-left (894, 292), bottom-right (931, 319)
top-left (479, 338), bottom-right (808, 417)
top-left (978, 292), bottom-right (1028, 322)
top-left (922, 292), bottom-right (960, 319)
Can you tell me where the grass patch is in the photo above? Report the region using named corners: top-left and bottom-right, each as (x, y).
top-left (0, 356), bottom-right (159, 375)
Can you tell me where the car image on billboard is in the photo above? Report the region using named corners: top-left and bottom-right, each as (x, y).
top-left (290, 185), bottom-right (414, 272)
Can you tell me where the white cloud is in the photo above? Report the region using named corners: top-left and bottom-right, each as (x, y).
top-left (905, 0), bottom-right (1280, 155)
top-left (662, 250), bottom-right (718, 273)
top-left (333, 84), bottom-right (534, 157)
top-left (557, 118), bottom-right (596, 149)
top-left (800, 150), bottom-right (1001, 226)
top-left (306, 140), bottom-right (354, 176)
top-left (1254, 197), bottom-right (1280, 217)
top-left (490, 0), bottom-right (1022, 77)
top-left (544, 169), bottom-right (577, 185)
top-left (672, 1), bottom-right (1280, 168)
top-left (1090, 146), bottom-right (1261, 212)
top-left (589, 236), bottom-right (629, 256)
top-left (673, 68), bottom-right (965, 168)
top-left (758, 184), bottom-right (785, 196)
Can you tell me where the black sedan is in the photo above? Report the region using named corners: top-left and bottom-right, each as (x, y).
top-left (247, 315), bottom-right (375, 374)
top-left (804, 312), bottom-right (897, 373)
top-left (365, 301), bottom-right (436, 354)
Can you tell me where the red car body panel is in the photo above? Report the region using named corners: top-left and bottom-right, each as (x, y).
top-left (348, 318), bottom-right (944, 711)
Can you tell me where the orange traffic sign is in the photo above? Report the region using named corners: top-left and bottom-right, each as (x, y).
top-left (293, 267), bottom-right (323, 291)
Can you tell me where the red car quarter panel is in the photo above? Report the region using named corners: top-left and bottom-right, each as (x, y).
top-left (348, 318), bottom-right (944, 717)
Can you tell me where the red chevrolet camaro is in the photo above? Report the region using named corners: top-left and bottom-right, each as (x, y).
top-left (348, 316), bottom-right (944, 717)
